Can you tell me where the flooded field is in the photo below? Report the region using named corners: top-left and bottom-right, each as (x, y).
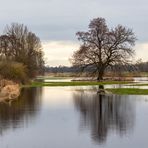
top-left (0, 86), bottom-right (148, 148)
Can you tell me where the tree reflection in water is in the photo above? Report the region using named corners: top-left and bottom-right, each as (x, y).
top-left (73, 89), bottom-right (135, 144)
top-left (0, 87), bottom-right (42, 135)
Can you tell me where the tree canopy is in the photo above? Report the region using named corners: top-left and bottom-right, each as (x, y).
top-left (71, 17), bottom-right (136, 80)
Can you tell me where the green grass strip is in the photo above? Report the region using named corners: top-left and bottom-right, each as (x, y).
top-left (23, 81), bottom-right (132, 87)
top-left (107, 88), bottom-right (148, 95)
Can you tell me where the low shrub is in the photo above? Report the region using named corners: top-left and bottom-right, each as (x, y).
top-left (0, 61), bottom-right (28, 84)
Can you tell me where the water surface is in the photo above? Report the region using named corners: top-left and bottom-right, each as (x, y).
top-left (0, 86), bottom-right (148, 148)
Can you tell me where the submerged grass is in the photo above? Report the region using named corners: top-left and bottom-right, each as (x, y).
top-left (107, 88), bottom-right (148, 95)
top-left (126, 83), bottom-right (148, 86)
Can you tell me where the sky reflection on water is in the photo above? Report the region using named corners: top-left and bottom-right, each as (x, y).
top-left (0, 86), bottom-right (148, 148)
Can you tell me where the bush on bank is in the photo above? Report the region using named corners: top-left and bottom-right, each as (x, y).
top-left (0, 61), bottom-right (28, 84)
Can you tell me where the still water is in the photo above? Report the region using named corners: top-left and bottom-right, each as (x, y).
top-left (0, 86), bottom-right (148, 148)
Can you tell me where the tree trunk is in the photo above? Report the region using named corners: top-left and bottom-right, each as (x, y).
top-left (97, 70), bottom-right (104, 81)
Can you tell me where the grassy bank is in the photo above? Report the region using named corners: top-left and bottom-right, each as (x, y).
top-left (23, 81), bottom-right (132, 87)
top-left (36, 76), bottom-right (71, 80)
top-left (107, 88), bottom-right (148, 95)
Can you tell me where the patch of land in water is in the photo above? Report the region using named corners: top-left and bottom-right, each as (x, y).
top-left (107, 88), bottom-right (148, 95)
top-left (22, 76), bottom-right (148, 95)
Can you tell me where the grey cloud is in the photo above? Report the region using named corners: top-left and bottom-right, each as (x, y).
top-left (0, 0), bottom-right (148, 41)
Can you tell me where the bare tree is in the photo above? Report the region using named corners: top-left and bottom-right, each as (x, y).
top-left (0, 23), bottom-right (44, 77)
top-left (71, 18), bottom-right (136, 80)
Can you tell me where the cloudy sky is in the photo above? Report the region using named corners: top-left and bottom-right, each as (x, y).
top-left (0, 0), bottom-right (148, 66)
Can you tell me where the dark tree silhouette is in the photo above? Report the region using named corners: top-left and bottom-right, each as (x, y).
top-left (71, 17), bottom-right (136, 80)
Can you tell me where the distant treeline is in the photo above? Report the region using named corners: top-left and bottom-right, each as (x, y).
top-left (136, 61), bottom-right (148, 72)
top-left (45, 66), bottom-right (80, 73)
top-left (45, 61), bottom-right (148, 74)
